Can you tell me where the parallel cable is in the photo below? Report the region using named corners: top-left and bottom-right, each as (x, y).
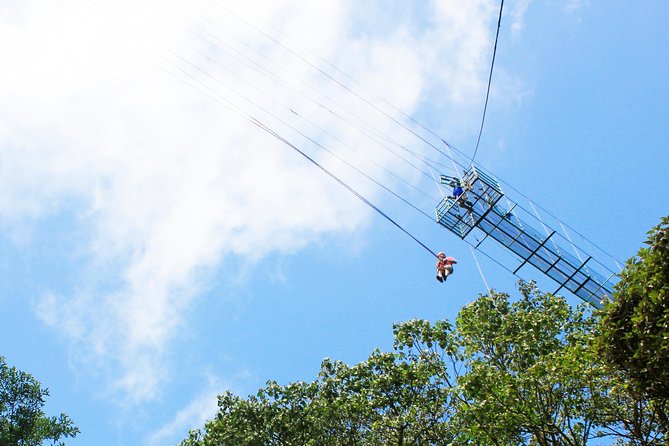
top-left (67, 0), bottom-right (440, 258)
top-left (209, 1), bottom-right (623, 273)
top-left (79, 0), bottom-right (440, 223)
top-left (209, 1), bottom-right (456, 164)
top-left (154, 8), bottom-right (441, 203)
top-left (159, 2), bottom-right (484, 195)
top-left (208, 0), bottom-right (618, 270)
top-left (136, 3), bottom-right (454, 201)
top-left (62, 0), bottom-right (622, 274)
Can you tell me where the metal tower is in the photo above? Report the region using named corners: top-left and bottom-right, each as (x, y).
top-left (436, 165), bottom-right (618, 308)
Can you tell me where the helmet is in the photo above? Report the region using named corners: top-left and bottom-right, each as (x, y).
top-left (437, 252), bottom-right (446, 258)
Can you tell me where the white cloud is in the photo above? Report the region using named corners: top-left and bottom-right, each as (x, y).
top-left (146, 373), bottom-right (222, 446)
top-left (1, 0), bottom-right (511, 404)
top-left (423, 0), bottom-right (498, 105)
top-left (508, 0), bottom-right (533, 37)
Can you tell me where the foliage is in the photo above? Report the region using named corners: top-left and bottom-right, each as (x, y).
top-left (0, 356), bottom-right (79, 446)
top-left (598, 215), bottom-right (669, 402)
top-left (593, 370), bottom-right (667, 446)
top-left (182, 215), bottom-right (669, 446)
top-left (319, 349), bottom-right (454, 445)
top-left (180, 345), bottom-right (455, 446)
top-left (396, 283), bottom-right (618, 446)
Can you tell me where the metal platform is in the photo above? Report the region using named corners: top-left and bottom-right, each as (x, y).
top-left (436, 166), bottom-right (617, 308)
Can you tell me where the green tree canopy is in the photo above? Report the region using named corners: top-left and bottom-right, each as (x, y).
top-left (0, 356), bottom-right (79, 446)
top-left (598, 215), bottom-right (669, 400)
top-left (181, 280), bottom-right (667, 445)
top-left (182, 212), bottom-right (669, 446)
top-left (181, 344), bottom-right (455, 446)
top-left (396, 283), bottom-right (615, 446)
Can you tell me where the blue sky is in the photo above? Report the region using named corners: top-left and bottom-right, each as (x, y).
top-left (1, 1), bottom-right (667, 445)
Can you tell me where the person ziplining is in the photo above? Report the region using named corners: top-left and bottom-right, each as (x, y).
top-left (436, 252), bottom-right (458, 283)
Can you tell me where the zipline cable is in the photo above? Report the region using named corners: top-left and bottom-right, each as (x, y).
top-left (136, 2), bottom-right (455, 204)
top-left (252, 118), bottom-right (439, 258)
top-left (66, 0), bottom-right (440, 258)
top-left (62, 0), bottom-right (622, 275)
top-left (78, 0), bottom-right (440, 223)
top-left (205, 1), bottom-right (623, 273)
top-left (471, 0), bottom-right (504, 167)
top-left (209, 0), bottom-right (620, 270)
top-left (470, 245), bottom-right (491, 294)
top-left (154, 2), bottom-right (491, 196)
top-left (149, 7), bottom-right (441, 203)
